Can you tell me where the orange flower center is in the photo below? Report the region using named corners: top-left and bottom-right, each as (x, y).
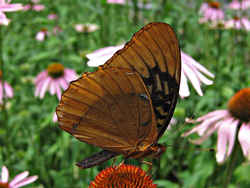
top-left (228, 88), bottom-right (250, 122)
top-left (47, 63), bottom-right (64, 78)
top-left (89, 164), bottom-right (157, 188)
top-left (0, 70), bottom-right (2, 79)
top-left (233, 16), bottom-right (240, 20)
top-left (208, 1), bottom-right (220, 9)
top-left (41, 28), bottom-right (48, 32)
top-left (0, 182), bottom-right (9, 188)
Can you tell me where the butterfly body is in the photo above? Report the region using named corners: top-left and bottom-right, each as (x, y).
top-left (56, 22), bottom-right (181, 169)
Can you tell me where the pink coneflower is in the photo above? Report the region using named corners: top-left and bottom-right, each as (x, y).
top-left (180, 51), bottom-right (214, 98)
top-left (32, 4), bottom-right (45, 11)
top-left (107, 0), bottom-right (126, 4)
top-left (86, 45), bottom-right (214, 98)
top-left (0, 166), bottom-right (38, 188)
top-left (107, 0), bottom-right (152, 9)
top-left (35, 28), bottom-right (49, 41)
top-left (225, 16), bottom-right (250, 31)
top-left (48, 13), bottom-right (58, 20)
top-left (199, 1), bottom-right (224, 23)
top-left (34, 63), bottom-right (77, 100)
top-left (23, 0), bottom-right (45, 12)
top-left (0, 70), bottom-right (13, 104)
top-left (74, 23), bottom-right (99, 33)
top-left (182, 88), bottom-right (250, 163)
top-left (0, 0), bottom-right (23, 25)
top-left (228, 0), bottom-right (250, 10)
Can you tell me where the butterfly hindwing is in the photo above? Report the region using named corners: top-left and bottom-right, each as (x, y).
top-left (56, 67), bottom-right (158, 156)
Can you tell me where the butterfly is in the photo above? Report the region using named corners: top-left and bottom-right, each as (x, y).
top-left (56, 22), bottom-right (181, 169)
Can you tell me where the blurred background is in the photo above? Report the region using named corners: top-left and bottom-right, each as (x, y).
top-left (0, 0), bottom-right (249, 187)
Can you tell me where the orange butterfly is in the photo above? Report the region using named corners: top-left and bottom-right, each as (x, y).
top-left (56, 22), bottom-right (181, 169)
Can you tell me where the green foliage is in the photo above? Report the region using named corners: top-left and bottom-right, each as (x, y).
top-left (0, 0), bottom-right (249, 187)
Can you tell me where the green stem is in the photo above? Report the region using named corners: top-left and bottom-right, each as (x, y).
top-left (0, 26), bottom-right (7, 125)
top-left (132, 0), bottom-right (139, 25)
top-left (223, 124), bottom-right (241, 188)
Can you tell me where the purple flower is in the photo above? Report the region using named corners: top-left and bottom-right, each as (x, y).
top-left (0, 70), bottom-right (13, 104)
top-left (0, 0), bottom-right (23, 25)
top-left (182, 88), bottom-right (250, 163)
top-left (86, 45), bottom-right (214, 98)
top-left (225, 17), bottom-right (250, 31)
top-left (199, 1), bottom-right (224, 23)
top-left (228, 0), bottom-right (250, 10)
top-left (0, 166), bottom-right (38, 188)
top-left (34, 63), bottom-right (77, 100)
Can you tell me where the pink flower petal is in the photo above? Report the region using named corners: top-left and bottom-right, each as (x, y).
top-left (32, 4), bottom-right (45, 11)
top-left (86, 45), bottom-right (124, 67)
top-left (179, 70), bottom-right (190, 98)
top-left (181, 51), bottom-right (214, 78)
top-left (4, 82), bottom-right (13, 98)
top-left (195, 70), bottom-right (214, 85)
top-left (58, 78), bottom-right (68, 90)
top-left (216, 118), bottom-right (238, 163)
top-left (0, 11), bottom-right (10, 25)
top-left (190, 120), bottom-right (221, 145)
top-left (0, 4), bottom-right (23, 12)
top-left (49, 80), bottom-right (56, 95)
top-left (183, 113), bottom-right (225, 137)
top-left (35, 80), bottom-right (44, 97)
top-left (195, 110), bottom-right (229, 122)
top-left (55, 82), bottom-right (61, 100)
top-left (22, 4), bottom-right (31, 11)
top-left (12, 176), bottom-right (38, 188)
top-left (36, 31), bottom-right (46, 41)
top-left (63, 69), bottom-right (77, 82)
top-left (39, 77), bottom-right (51, 98)
top-left (107, 0), bottom-right (126, 4)
top-left (35, 71), bottom-right (47, 84)
top-left (1, 166), bottom-right (9, 183)
top-left (238, 123), bottom-right (250, 160)
top-left (53, 112), bottom-right (58, 122)
top-left (182, 61), bottom-right (203, 96)
top-left (0, 83), bottom-right (3, 103)
top-left (9, 171), bottom-right (29, 186)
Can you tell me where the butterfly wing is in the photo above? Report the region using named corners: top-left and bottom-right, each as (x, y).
top-left (103, 22), bottom-right (181, 139)
top-left (56, 67), bottom-right (158, 156)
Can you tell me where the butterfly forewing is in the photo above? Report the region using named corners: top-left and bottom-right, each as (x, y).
top-left (103, 22), bottom-right (181, 138)
top-left (56, 67), bottom-right (158, 156)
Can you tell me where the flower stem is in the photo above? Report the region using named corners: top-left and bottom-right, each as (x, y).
top-left (0, 26), bottom-right (7, 123)
top-left (132, 0), bottom-right (139, 25)
top-left (223, 124), bottom-right (241, 188)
